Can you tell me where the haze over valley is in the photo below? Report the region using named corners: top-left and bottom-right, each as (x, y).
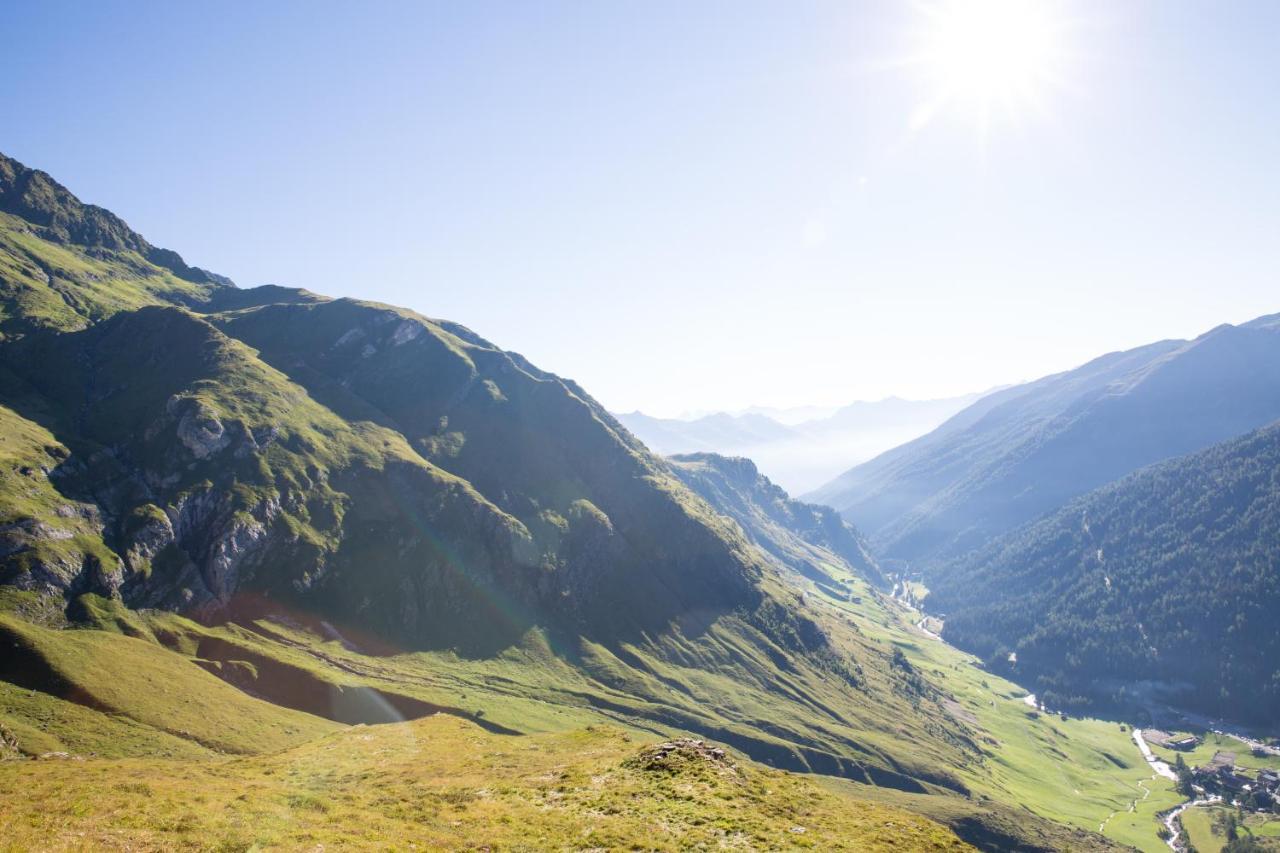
top-left (616, 391), bottom-right (987, 494)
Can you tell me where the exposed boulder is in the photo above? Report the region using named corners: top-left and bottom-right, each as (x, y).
top-left (625, 738), bottom-right (741, 777)
top-left (169, 398), bottom-right (231, 460)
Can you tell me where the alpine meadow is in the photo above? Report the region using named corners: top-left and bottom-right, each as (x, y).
top-left (2, 2), bottom-right (1280, 852)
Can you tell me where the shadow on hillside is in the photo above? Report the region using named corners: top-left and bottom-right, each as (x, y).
top-left (166, 629), bottom-right (522, 735)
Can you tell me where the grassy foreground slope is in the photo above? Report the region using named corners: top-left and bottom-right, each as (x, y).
top-left (0, 581), bottom-right (1136, 845)
top-left (0, 714), bottom-right (971, 852)
top-left (0, 611), bottom-right (336, 754)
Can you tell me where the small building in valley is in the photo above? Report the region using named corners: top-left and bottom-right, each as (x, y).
top-left (1145, 730), bottom-right (1199, 750)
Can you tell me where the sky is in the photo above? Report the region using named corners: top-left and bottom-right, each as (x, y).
top-left (4, 1), bottom-right (1279, 417)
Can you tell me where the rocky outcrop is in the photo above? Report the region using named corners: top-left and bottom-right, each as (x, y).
top-left (624, 738), bottom-right (741, 776)
top-left (169, 398), bottom-right (231, 460)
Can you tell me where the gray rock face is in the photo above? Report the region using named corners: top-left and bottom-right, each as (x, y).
top-left (123, 508), bottom-right (175, 574)
top-left (0, 516), bottom-right (121, 597)
top-left (0, 519), bottom-right (74, 559)
top-left (390, 319), bottom-right (423, 346)
top-left (202, 514), bottom-right (270, 603)
top-left (172, 401), bottom-right (230, 459)
top-left (144, 489), bottom-right (286, 607)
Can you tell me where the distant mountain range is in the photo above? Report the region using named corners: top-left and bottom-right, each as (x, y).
top-left (807, 316), bottom-right (1280, 571)
top-left (616, 392), bottom-right (985, 494)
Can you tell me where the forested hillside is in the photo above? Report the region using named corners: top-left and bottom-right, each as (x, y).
top-left (931, 421), bottom-right (1280, 723)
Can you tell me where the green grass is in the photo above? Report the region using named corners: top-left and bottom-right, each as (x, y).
top-left (1180, 804), bottom-right (1280, 852)
top-left (0, 715), bottom-right (971, 852)
top-left (0, 575), bottom-right (1138, 851)
top-left (806, 567), bottom-right (1181, 851)
top-left (0, 680), bottom-right (210, 760)
top-left (0, 614), bottom-right (336, 754)
top-left (140, 603), bottom-right (973, 789)
top-left (1150, 731), bottom-right (1280, 774)
top-left (0, 404), bottom-right (118, 586)
top-left (0, 212), bottom-right (220, 337)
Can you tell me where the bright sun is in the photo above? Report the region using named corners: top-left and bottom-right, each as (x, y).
top-left (907, 0), bottom-right (1072, 132)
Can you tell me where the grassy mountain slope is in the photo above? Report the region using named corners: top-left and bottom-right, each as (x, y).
top-left (0, 713), bottom-right (973, 852)
top-left (1, 301), bottom-right (539, 652)
top-left (0, 153), bottom-right (229, 338)
top-left (669, 451), bottom-right (887, 591)
top-left (0, 151), bottom-right (1147, 850)
top-left (0, 150), bottom-right (975, 793)
top-left (809, 323), bottom-right (1280, 570)
top-left (0, 573), bottom-right (1136, 845)
top-left (930, 420), bottom-right (1280, 723)
top-left (0, 610), bottom-right (336, 754)
top-left (206, 296), bottom-right (775, 646)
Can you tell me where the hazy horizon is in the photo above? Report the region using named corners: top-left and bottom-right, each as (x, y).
top-left (7, 1), bottom-right (1279, 417)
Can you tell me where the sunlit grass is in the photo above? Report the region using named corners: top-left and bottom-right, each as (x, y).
top-left (0, 714), bottom-right (971, 851)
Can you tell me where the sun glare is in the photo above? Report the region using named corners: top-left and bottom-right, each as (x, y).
top-left (908, 0), bottom-right (1072, 132)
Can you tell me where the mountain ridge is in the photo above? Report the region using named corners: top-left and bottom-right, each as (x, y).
top-left (0, 152), bottom-right (227, 287)
top-left (619, 392), bottom-right (985, 494)
top-left (669, 451), bottom-right (887, 593)
top-left (808, 319), bottom-right (1280, 571)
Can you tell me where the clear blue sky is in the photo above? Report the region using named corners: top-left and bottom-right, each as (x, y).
top-left (5, 1), bottom-right (1278, 416)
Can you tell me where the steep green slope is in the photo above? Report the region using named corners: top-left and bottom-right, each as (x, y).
top-left (0, 403), bottom-right (119, 590)
top-left (0, 302), bottom-right (556, 656)
top-left (0, 611), bottom-right (336, 754)
top-left (205, 296), bottom-right (775, 646)
top-left (809, 321), bottom-right (1280, 571)
top-left (931, 420), bottom-right (1280, 723)
top-left (0, 150), bottom-right (969, 793)
top-left (669, 451), bottom-right (887, 591)
top-left (0, 714), bottom-right (974, 852)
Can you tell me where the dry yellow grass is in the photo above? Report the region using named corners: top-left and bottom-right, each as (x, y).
top-left (0, 714), bottom-right (971, 852)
